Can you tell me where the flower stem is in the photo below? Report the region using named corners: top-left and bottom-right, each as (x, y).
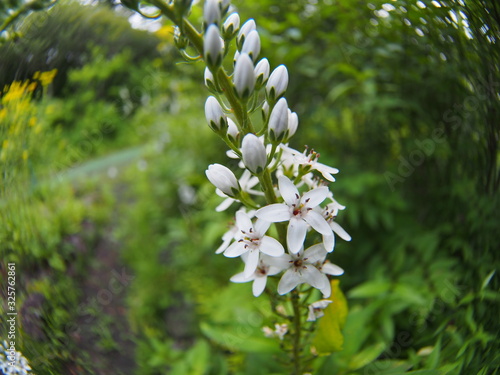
top-left (291, 289), bottom-right (303, 375)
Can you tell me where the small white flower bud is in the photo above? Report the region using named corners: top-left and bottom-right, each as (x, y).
top-left (266, 65), bottom-right (289, 103)
top-left (268, 98), bottom-right (289, 142)
top-left (204, 0), bottom-right (221, 28)
top-left (220, 0), bottom-right (231, 15)
top-left (237, 19), bottom-right (256, 50)
top-left (241, 29), bottom-right (260, 62)
top-left (222, 12), bottom-right (240, 39)
top-left (287, 111), bottom-right (299, 139)
top-left (233, 53), bottom-right (256, 100)
top-left (254, 58), bottom-right (270, 88)
top-left (204, 67), bottom-right (217, 91)
top-left (241, 134), bottom-right (267, 174)
top-left (261, 101), bottom-right (270, 122)
top-left (205, 96), bottom-right (228, 132)
top-left (227, 118), bottom-right (239, 142)
top-left (206, 164), bottom-right (240, 197)
top-left (204, 25), bottom-right (224, 70)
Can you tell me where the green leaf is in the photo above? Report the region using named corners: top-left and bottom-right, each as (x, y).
top-left (312, 280), bottom-right (348, 354)
top-left (348, 341), bottom-right (386, 371)
top-left (349, 280), bottom-right (392, 298)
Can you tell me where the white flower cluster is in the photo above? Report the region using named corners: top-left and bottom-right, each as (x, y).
top-left (201, 0), bottom-right (350, 300)
top-left (0, 341), bottom-right (33, 375)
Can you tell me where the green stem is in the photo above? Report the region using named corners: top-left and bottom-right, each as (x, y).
top-left (291, 289), bottom-right (303, 375)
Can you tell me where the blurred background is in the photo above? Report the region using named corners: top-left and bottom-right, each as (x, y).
top-left (0, 0), bottom-right (499, 374)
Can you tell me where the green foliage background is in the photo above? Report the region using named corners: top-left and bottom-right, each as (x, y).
top-left (0, 0), bottom-right (498, 374)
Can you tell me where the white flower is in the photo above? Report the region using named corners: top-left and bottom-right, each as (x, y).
top-left (204, 24), bottom-right (224, 70)
top-left (268, 97), bottom-right (289, 142)
top-left (224, 211), bottom-right (284, 277)
top-left (254, 58), bottom-right (270, 87)
top-left (241, 29), bottom-right (260, 62)
top-left (205, 96), bottom-right (227, 132)
top-left (230, 255), bottom-right (284, 296)
top-left (215, 209), bottom-right (256, 253)
top-left (262, 323), bottom-right (288, 340)
top-left (307, 299), bottom-right (332, 321)
top-left (266, 65), bottom-right (288, 102)
top-left (233, 53), bottom-right (256, 99)
top-left (203, 0), bottom-right (221, 27)
top-left (255, 176), bottom-right (333, 253)
top-left (222, 12), bottom-right (240, 38)
top-left (237, 19), bottom-right (256, 49)
top-left (277, 243), bottom-right (343, 297)
top-left (206, 163), bottom-right (240, 197)
top-left (280, 144), bottom-right (339, 182)
top-left (241, 133), bottom-right (267, 174)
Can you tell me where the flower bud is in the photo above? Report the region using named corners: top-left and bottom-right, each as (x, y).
top-left (220, 0), bottom-right (231, 15)
top-left (254, 58), bottom-right (270, 88)
top-left (241, 30), bottom-right (260, 62)
top-left (233, 53), bottom-right (256, 100)
top-left (227, 118), bottom-right (239, 143)
top-left (233, 50), bottom-right (240, 66)
top-left (206, 164), bottom-right (240, 197)
top-left (204, 25), bottom-right (224, 70)
top-left (203, 0), bottom-right (221, 28)
top-left (241, 134), bottom-right (267, 174)
top-left (237, 19), bottom-right (256, 50)
top-left (287, 110), bottom-right (299, 139)
top-left (261, 101), bottom-right (270, 122)
top-left (266, 65), bottom-right (288, 103)
top-left (174, 27), bottom-right (189, 50)
top-left (268, 98), bottom-right (289, 142)
top-left (205, 96), bottom-right (228, 133)
top-left (222, 12), bottom-right (240, 39)
top-left (204, 67), bottom-right (217, 91)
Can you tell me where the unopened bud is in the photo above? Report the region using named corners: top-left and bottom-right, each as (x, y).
top-left (237, 19), bottom-right (256, 50)
top-left (205, 96), bottom-right (228, 133)
top-left (233, 53), bottom-right (255, 100)
top-left (204, 25), bottom-right (224, 70)
top-left (220, 0), bottom-right (231, 15)
top-left (268, 98), bottom-right (289, 142)
top-left (227, 118), bottom-right (239, 143)
top-left (286, 110), bottom-right (299, 140)
top-left (261, 101), bottom-right (270, 122)
top-left (203, 0), bottom-right (221, 28)
top-left (254, 58), bottom-right (270, 88)
top-left (241, 134), bottom-right (267, 174)
top-left (222, 12), bottom-right (239, 40)
top-left (206, 164), bottom-right (240, 197)
top-left (266, 65), bottom-right (288, 103)
top-left (241, 30), bottom-right (260, 62)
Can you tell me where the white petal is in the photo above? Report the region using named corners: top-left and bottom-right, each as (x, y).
top-left (302, 266), bottom-right (328, 290)
top-left (255, 204), bottom-right (291, 222)
top-left (259, 236), bottom-right (285, 256)
top-left (244, 249), bottom-right (260, 278)
top-left (287, 218), bottom-right (308, 254)
top-left (266, 253), bottom-right (292, 270)
top-left (236, 211), bottom-right (253, 232)
top-left (278, 269), bottom-right (301, 295)
top-left (252, 276), bottom-right (267, 296)
top-left (278, 175), bottom-right (300, 205)
top-left (304, 210), bottom-right (332, 236)
top-left (230, 272), bottom-right (254, 283)
top-left (330, 221), bottom-right (352, 241)
top-left (317, 162), bottom-right (339, 175)
top-left (322, 234), bottom-right (335, 253)
top-left (303, 243), bottom-right (328, 264)
top-left (321, 262), bottom-right (344, 276)
top-left (215, 236), bottom-right (233, 254)
top-left (302, 186), bottom-right (329, 208)
top-left (311, 299), bottom-right (333, 309)
top-left (320, 280), bottom-right (332, 298)
top-left (216, 198), bottom-right (235, 212)
top-left (254, 219), bottom-right (271, 237)
top-left (224, 241), bottom-right (247, 257)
